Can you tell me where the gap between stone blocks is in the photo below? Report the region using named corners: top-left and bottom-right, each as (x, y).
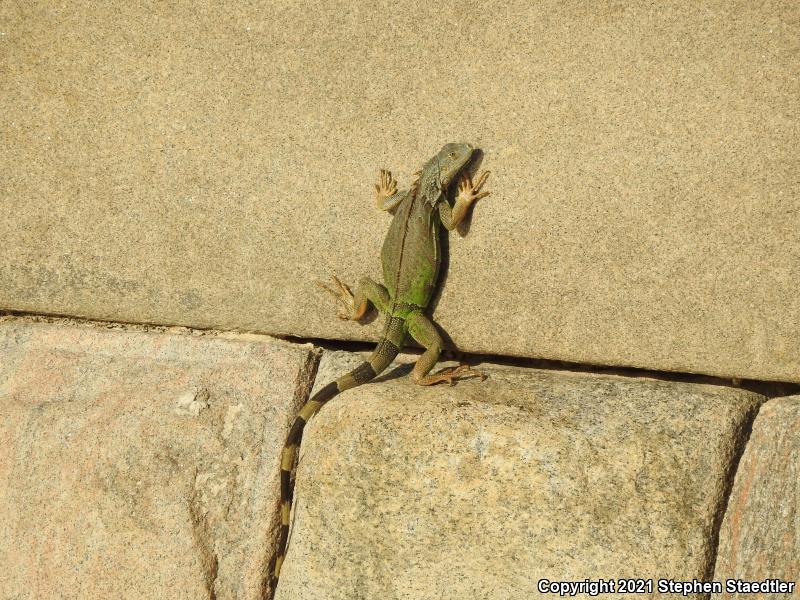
top-left (3, 310), bottom-right (798, 398)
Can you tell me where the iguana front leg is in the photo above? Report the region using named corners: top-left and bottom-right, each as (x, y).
top-left (317, 276), bottom-right (391, 320)
top-left (375, 169), bottom-right (406, 211)
top-left (439, 170), bottom-right (491, 230)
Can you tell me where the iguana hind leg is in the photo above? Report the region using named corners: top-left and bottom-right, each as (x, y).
top-left (406, 310), bottom-right (486, 386)
top-left (317, 275), bottom-right (390, 320)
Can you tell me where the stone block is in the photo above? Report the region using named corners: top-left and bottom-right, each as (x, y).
top-left (0, 319), bottom-right (317, 600)
top-left (714, 395), bottom-right (800, 598)
top-left (1, 1), bottom-right (798, 382)
top-left (277, 352), bottom-right (764, 599)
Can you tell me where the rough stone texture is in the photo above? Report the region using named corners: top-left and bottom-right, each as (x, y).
top-left (277, 352), bottom-right (764, 600)
top-left (714, 395), bottom-right (800, 597)
top-left (0, 319), bottom-right (318, 600)
top-left (1, 1), bottom-right (798, 383)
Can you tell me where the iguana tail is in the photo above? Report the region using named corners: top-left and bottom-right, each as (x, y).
top-left (268, 315), bottom-right (405, 592)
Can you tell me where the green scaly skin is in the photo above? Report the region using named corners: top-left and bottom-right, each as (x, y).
top-left (268, 143), bottom-right (490, 593)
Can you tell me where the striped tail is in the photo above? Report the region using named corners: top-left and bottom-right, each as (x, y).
top-left (268, 316), bottom-right (404, 593)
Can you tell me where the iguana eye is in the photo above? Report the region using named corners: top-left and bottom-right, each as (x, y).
top-left (449, 151), bottom-right (456, 159)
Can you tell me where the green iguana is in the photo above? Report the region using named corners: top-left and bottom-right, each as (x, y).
top-left (268, 142), bottom-right (490, 592)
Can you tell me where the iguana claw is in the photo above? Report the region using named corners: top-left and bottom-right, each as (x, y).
top-left (316, 275), bottom-right (356, 320)
top-left (374, 169), bottom-right (398, 203)
top-left (415, 364), bottom-right (488, 386)
top-left (456, 170), bottom-right (491, 205)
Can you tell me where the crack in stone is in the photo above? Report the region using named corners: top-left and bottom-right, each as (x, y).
top-left (259, 346), bottom-right (322, 600)
top-left (703, 399), bottom-right (762, 598)
top-left (189, 469), bottom-right (221, 600)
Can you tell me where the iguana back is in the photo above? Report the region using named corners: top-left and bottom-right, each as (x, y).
top-left (381, 180), bottom-right (440, 313)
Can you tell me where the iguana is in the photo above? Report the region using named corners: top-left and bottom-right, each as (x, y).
top-left (268, 142), bottom-right (490, 593)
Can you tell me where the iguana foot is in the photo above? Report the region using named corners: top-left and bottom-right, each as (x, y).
top-left (316, 275), bottom-right (356, 320)
top-left (456, 170), bottom-right (491, 205)
top-left (414, 364), bottom-right (488, 387)
top-left (374, 169), bottom-right (398, 204)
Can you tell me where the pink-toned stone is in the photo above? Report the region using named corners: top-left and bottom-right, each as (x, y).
top-left (0, 318), bottom-right (318, 600)
top-left (714, 396), bottom-right (800, 598)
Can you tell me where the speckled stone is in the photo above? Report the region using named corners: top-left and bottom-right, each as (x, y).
top-left (1, 1), bottom-right (798, 383)
top-left (714, 395), bottom-right (800, 598)
top-left (0, 319), bottom-right (318, 600)
top-left (276, 352), bottom-right (764, 599)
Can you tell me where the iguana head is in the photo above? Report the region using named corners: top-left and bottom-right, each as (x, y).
top-left (431, 142), bottom-right (474, 186)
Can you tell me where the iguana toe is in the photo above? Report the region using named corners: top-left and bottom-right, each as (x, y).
top-left (414, 364), bottom-right (488, 386)
top-left (316, 276), bottom-right (356, 320)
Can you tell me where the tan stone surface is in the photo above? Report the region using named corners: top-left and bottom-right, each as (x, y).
top-left (277, 352), bottom-right (764, 599)
top-left (0, 319), bottom-right (317, 600)
top-left (714, 395), bottom-right (800, 598)
top-left (2, 1), bottom-right (798, 382)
